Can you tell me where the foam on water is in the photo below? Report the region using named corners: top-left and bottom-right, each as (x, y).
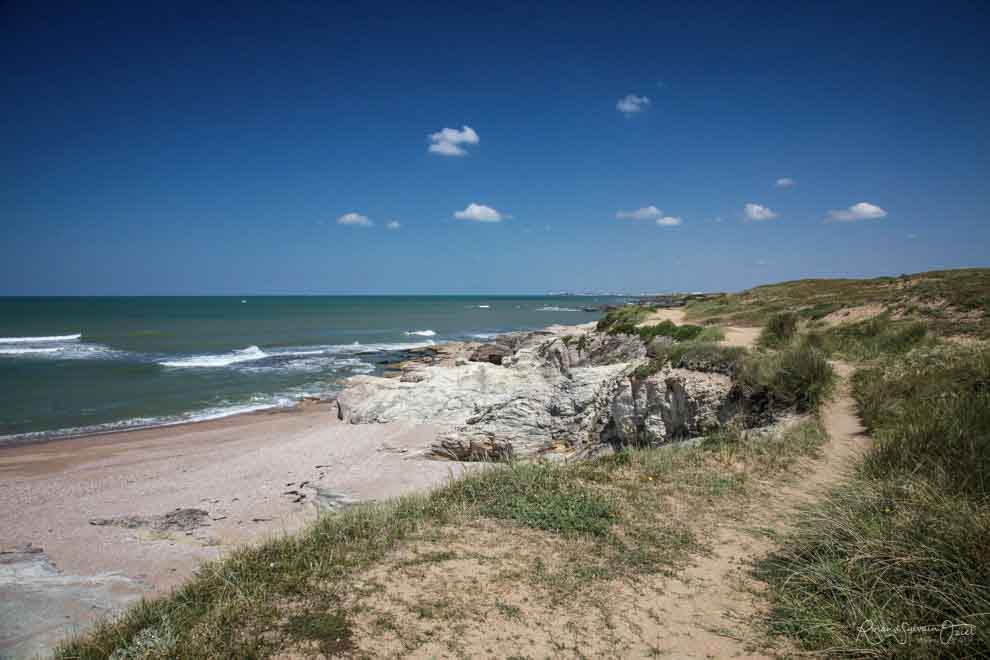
top-left (159, 345), bottom-right (268, 368)
top-left (404, 329), bottom-right (437, 337)
top-left (0, 347), bottom-right (61, 355)
top-left (0, 339), bottom-right (121, 360)
top-left (158, 340), bottom-right (435, 369)
top-left (0, 333), bottom-right (81, 343)
top-left (536, 306), bottom-right (582, 312)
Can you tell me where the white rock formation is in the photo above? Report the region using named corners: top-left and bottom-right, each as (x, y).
top-left (336, 327), bottom-right (735, 460)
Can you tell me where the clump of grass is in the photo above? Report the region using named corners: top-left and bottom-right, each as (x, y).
top-left (735, 343), bottom-right (835, 417)
top-left (757, 311), bottom-right (799, 348)
top-left (758, 477), bottom-right (990, 657)
top-left (444, 462), bottom-right (617, 536)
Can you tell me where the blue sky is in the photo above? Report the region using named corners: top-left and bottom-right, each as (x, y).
top-left (3, 1), bottom-right (989, 295)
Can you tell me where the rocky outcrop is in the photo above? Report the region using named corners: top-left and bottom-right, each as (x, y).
top-left (607, 368), bottom-right (736, 446)
top-left (336, 326), bottom-right (735, 460)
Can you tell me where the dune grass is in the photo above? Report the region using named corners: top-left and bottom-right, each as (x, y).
top-left (811, 315), bottom-right (935, 361)
top-left (757, 311), bottom-right (799, 349)
top-left (759, 342), bottom-right (990, 658)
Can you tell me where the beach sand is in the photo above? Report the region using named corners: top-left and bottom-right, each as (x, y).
top-left (0, 404), bottom-right (468, 658)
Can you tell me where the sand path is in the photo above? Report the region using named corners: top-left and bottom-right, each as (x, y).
top-left (636, 360), bottom-right (871, 658)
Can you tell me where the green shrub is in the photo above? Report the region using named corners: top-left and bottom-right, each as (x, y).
top-left (758, 311), bottom-right (799, 348)
top-left (636, 319), bottom-right (704, 343)
top-left (444, 462), bottom-right (617, 537)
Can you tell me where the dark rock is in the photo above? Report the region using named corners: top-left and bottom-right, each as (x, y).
top-left (88, 508), bottom-right (209, 532)
top-left (468, 343), bottom-right (513, 365)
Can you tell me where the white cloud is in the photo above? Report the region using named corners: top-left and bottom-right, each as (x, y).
top-left (616, 205), bottom-right (662, 221)
top-left (616, 94), bottom-right (651, 115)
top-left (428, 126), bottom-right (479, 156)
top-left (656, 216), bottom-right (682, 227)
top-left (454, 203), bottom-right (505, 223)
top-left (825, 202), bottom-right (888, 223)
top-left (775, 177), bottom-right (796, 188)
top-left (337, 212), bottom-right (373, 227)
top-left (386, 220), bottom-right (401, 230)
top-left (743, 203), bottom-right (779, 221)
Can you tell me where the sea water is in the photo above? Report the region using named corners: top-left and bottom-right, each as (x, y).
top-left (0, 296), bottom-right (616, 442)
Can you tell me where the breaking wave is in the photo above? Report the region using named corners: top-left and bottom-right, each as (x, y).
top-left (0, 333), bottom-right (81, 343)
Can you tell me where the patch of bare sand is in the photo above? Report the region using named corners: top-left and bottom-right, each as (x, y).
top-left (339, 363), bottom-right (871, 659)
top-left (637, 308), bottom-right (688, 326)
top-left (722, 326), bottom-right (760, 349)
top-left (822, 303), bottom-right (885, 325)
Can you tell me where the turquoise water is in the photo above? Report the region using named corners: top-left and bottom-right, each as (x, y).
top-left (0, 296), bottom-right (616, 441)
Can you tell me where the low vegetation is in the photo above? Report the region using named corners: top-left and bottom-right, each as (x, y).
top-left (760, 343), bottom-right (990, 657)
top-left (757, 311), bottom-right (799, 348)
top-left (811, 314), bottom-right (934, 361)
top-left (596, 306), bottom-right (713, 344)
top-left (686, 268), bottom-right (990, 338)
top-left (735, 343), bottom-right (835, 416)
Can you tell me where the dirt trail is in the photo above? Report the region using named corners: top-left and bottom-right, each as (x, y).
top-left (637, 360), bottom-right (871, 658)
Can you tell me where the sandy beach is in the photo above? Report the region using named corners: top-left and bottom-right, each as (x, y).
top-left (0, 404), bottom-right (470, 658)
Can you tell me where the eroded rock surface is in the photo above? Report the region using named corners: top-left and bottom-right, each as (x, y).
top-left (337, 324), bottom-right (737, 460)
top-left (608, 368), bottom-right (736, 446)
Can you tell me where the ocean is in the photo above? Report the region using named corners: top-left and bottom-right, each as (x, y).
top-left (0, 296), bottom-right (617, 442)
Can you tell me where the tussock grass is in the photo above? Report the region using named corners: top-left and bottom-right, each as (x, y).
top-left (735, 343), bottom-right (835, 416)
top-left (757, 311), bottom-right (799, 348)
top-left (759, 477), bottom-right (990, 657)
